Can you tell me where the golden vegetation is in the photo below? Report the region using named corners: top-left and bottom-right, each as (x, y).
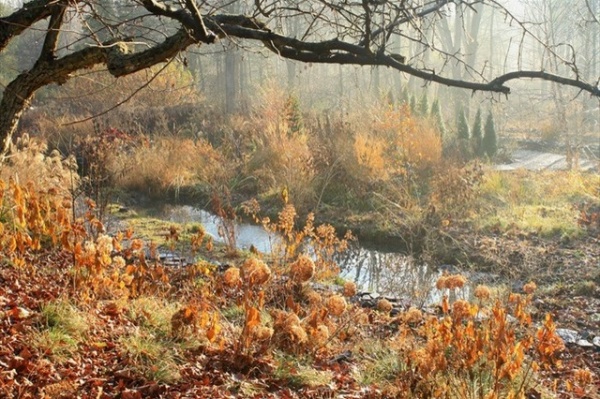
top-left (2, 86), bottom-right (598, 397)
top-left (0, 159), bottom-right (596, 398)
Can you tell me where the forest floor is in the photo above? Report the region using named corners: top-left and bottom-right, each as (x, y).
top-left (1, 156), bottom-right (599, 398)
top-left (1, 209), bottom-right (597, 399)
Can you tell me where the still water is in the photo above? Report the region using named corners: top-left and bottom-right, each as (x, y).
top-left (153, 205), bottom-right (482, 306)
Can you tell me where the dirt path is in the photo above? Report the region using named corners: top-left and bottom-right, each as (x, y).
top-left (496, 149), bottom-right (598, 171)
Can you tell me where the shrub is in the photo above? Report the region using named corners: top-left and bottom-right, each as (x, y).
top-left (456, 107), bottom-right (470, 141)
top-left (418, 93), bottom-right (429, 116)
top-left (471, 108), bottom-right (483, 157)
top-left (483, 111), bottom-right (498, 157)
top-left (430, 99), bottom-right (446, 138)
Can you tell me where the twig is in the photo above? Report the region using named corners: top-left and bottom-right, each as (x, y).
top-left (61, 58), bottom-right (175, 127)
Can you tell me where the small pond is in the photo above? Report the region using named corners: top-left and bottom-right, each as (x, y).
top-left (147, 205), bottom-right (498, 306)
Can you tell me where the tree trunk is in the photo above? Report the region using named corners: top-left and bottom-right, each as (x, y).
top-left (225, 46), bottom-right (240, 114)
top-left (0, 27), bottom-right (193, 157)
top-left (0, 49), bottom-right (105, 156)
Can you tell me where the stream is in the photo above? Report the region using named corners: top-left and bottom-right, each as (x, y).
top-left (149, 205), bottom-right (497, 306)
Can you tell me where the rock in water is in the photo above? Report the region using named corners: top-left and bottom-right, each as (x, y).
top-left (555, 328), bottom-right (580, 344)
top-left (576, 339), bottom-right (594, 348)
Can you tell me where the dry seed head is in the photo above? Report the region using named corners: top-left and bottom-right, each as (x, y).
top-left (83, 240), bottom-right (96, 255)
top-left (343, 281), bottom-right (357, 297)
top-left (241, 258), bottom-right (271, 286)
top-left (509, 293), bottom-right (522, 303)
top-left (327, 295), bottom-right (347, 316)
top-left (474, 284), bottom-right (491, 300)
top-left (288, 324), bottom-right (308, 344)
top-left (356, 312), bottom-right (370, 325)
top-left (306, 290), bottom-right (322, 306)
top-left (446, 274), bottom-right (467, 290)
top-left (290, 255), bottom-right (315, 283)
top-left (285, 312), bottom-right (301, 326)
top-left (452, 299), bottom-right (471, 320)
top-left (314, 324), bottom-right (329, 344)
top-left (96, 234), bottom-right (113, 253)
top-left (112, 256), bottom-right (126, 269)
top-left (523, 281), bottom-right (537, 294)
top-left (223, 267), bottom-right (241, 288)
top-left (253, 326), bottom-right (274, 341)
top-left (435, 275), bottom-right (448, 290)
top-left (270, 309), bottom-right (286, 325)
top-left (404, 307), bottom-right (423, 324)
top-left (377, 298), bottom-right (393, 313)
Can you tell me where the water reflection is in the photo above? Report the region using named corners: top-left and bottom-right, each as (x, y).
top-left (336, 247), bottom-right (468, 306)
top-left (151, 204), bottom-right (472, 306)
top-left (159, 205), bottom-right (278, 254)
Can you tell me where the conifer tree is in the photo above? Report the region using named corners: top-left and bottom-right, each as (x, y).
top-left (471, 108), bottom-right (483, 156)
top-left (285, 95), bottom-right (303, 134)
top-left (386, 89), bottom-right (396, 106)
top-left (430, 99), bottom-right (446, 138)
top-left (418, 93), bottom-right (429, 116)
top-left (399, 87), bottom-right (410, 105)
top-left (483, 111), bottom-right (498, 157)
top-left (456, 108), bottom-right (470, 141)
top-left (409, 95), bottom-right (418, 115)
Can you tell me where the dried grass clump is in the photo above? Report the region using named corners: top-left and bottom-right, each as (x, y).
top-left (223, 267), bottom-right (241, 288)
top-left (289, 255), bottom-right (315, 283)
top-left (116, 137), bottom-right (227, 198)
top-left (2, 135), bottom-right (78, 197)
top-left (377, 298), bottom-right (393, 313)
top-left (343, 281), bottom-right (357, 297)
top-left (241, 258), bottom-right (271, 287)
top-left (327, 295), bottom-right (347, 316)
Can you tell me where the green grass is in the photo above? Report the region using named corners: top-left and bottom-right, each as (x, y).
top-left (127, 297), bottom-right (181, 338)
top-left (476, 170), bottom-right (599, 238)
top-left (353, 339), bottom-right (405, 386)
top-left (273, 352), bottom-right (332, 389)
top-left (33, 329), bottom-right (80, 362)
top-left (221, 305), bottom-right (245, 324)
top-left (119, 330), bottom-right (181, 383)
top-left (33, 300), bottom-right (89, 362)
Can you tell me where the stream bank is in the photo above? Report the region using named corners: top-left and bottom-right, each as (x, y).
top-left (110, 200), bottom-right (599, 328)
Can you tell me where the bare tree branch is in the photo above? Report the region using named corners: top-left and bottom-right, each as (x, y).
top-left (0, 0), bottom-right (70, 50)
top-left (37, 4), bottom-right (66, 63)
top-left (1, 0), bottom-right (599, 159)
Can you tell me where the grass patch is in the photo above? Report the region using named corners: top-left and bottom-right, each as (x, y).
top-left (273, 352), bottom-right (332, 389)
top-left (354, 340), bottom-right (405, 386)
top-left (33, 329), bottom-right (80, 362)
top-left (572, 280), bottom-right (598, 297)
top-left (41, 300), bottom-right (89, 338)
top-left (476, 170), bottom-right (599, 237)
top-left (127, 297), bottom-right (181, 338)
top-left (119, 330), bottom-right (181, 383)
top-left (33, 300), bottom-right (89, 362)
top-left (221, 305), bottom-right (245, 325)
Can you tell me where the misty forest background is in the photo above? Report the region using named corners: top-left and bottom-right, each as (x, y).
top-left (0, 0), bottom-right (599, 398)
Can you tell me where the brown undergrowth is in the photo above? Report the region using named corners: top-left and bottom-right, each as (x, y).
top-left (0, 145), bottom-right (597, 398)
